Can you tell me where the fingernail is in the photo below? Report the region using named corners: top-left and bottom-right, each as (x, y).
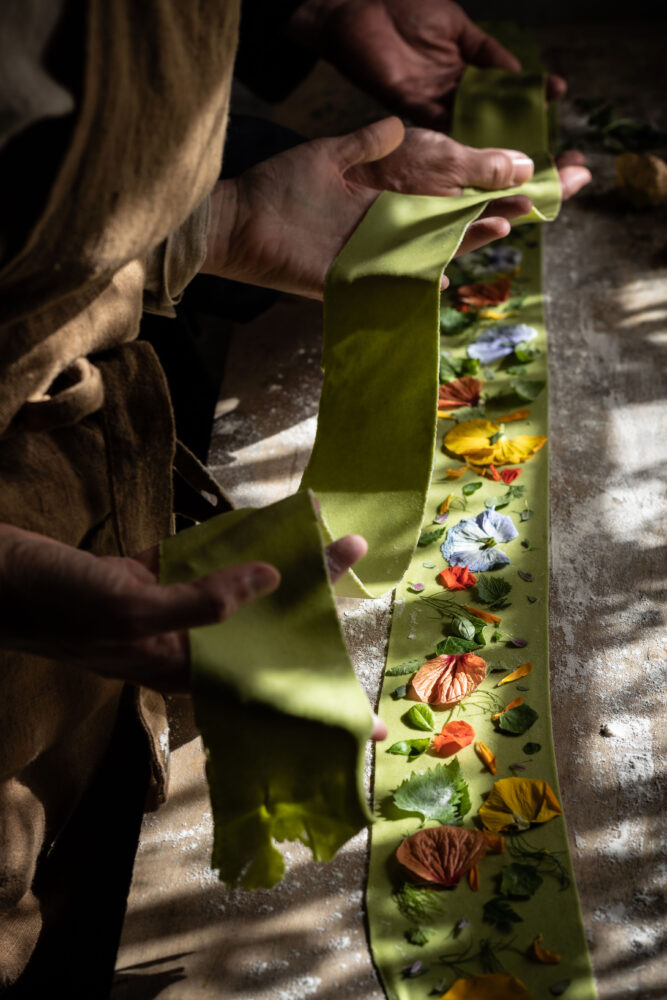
top-left (247, 566), bottom-right (279, 596)
top-left (509, 154), bottom-right (534, 185)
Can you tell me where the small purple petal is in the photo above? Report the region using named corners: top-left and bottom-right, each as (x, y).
top-left (407, 582), bottom-right (425, 593)
top-left (509, 762), bottom-right (529, 772)
top-left (403, 960), bottom-right (427, 978)
top-left (508, 636), bottom-right (528, 648)
top-left (433, 513), bottom-right (449, 524)
top-left (456, 918), bottom-right (471, 930)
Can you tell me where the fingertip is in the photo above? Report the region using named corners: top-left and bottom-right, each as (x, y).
top-left (547, 74), bottom-right (567, 100)
top-left (371, 713), bottom-right (388, 742)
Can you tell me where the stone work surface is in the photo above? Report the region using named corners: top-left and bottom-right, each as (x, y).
top-left (113, 22), bottom-right (665, 1000)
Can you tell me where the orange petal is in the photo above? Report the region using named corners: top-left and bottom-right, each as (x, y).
top-left (410, 653), bottom-right (487, 708)
top-left (446, 466), bottom-right (467, 479)
top-left (475, 741), bottom-right (497, 775)
top-left (439, 494), bottom-right (454, 515)
top-left (498, 662), bottom-right (533, 686)
top-left (483, 832), bottom-right (505, 854)
top-left (396, 826), bottom-right (488, 886)
top-left (488, 464), bottom-right (502, 481)
top-left (436, 565), bottom-right (477, 591)
top-left (440, 973), bottom-right (532, 1000)
top-left (498, 409), bottom-right (531, 423)
top-left (530, 935), bottom-right (562, 964)
top-left (462, 605), bottom-right (502, 624)
top-left (491, 696), bottom-right (524, 721)
top-left (468, 864), bottom-right (480, 891)
top-left (432, 720), bottom-right (476, 757)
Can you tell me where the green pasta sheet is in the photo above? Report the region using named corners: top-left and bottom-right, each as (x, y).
top-left (160, 491), bottom-right (373, 889)
top-left (300, 72), bottom-right (560, 599)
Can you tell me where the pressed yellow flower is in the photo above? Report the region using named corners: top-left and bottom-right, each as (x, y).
top-left (529, 935), bottom-right (562, 964)
top-left (443, 418), bottom-right (546, 467)
top-left (475, 741), bottom-right (497, 775)
top-left (498, 662), bottom-right (533, 686)
top-left (478, 778), bottom-right (562, 834)
top-left (439, 973), bottom-right (532, 1000)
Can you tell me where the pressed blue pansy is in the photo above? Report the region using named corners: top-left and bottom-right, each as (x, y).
top-left (458, 246), bottom-right (522, 278)
top-left (441, 509), bottom-right (518, 572)
top-left (467, 324), bottom-right (538, 365)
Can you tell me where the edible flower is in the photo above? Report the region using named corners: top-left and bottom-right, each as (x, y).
top-left (478, 778), bottom-right (562, 833)
top-left (444, 418), bottom-right (546, 467)
top-left (492, 696), bottom-right (524, 721)
top-left (446, 467), bottom-right (467, 479)
top-left (438, 377), bottom-right (483, 410)
top-left (462, 605), bottom-right (502, 623)
top-left (459, 245), bottom-right (522, 278)
top-left (467, 324), bottom-right (537, 364)
top-left (483, 832), bottom-right (505, 853)
top-left (441, 508), bottom-right (518, 572)
top-left (475, 741), bottom-right (497, 774)
top-left (529, 935), bottom-right (562, 964)
top-left (396, 826), bottom-right (488, 887)
top-left (439, 973), bottom-right (532, 1000)
top-left (498, 410), bottom-right (531, 423)
top-left (501, 468), bottom-right (522, 483)
top-left (410, 653), bottom-right (487, 707)
top-left (498, 662), bottom-right (533, 686)
top-left (432, 720), bottom-right (476, 757)
top-left (456, 277), bottom-right (512, 309)
top-left (467, 864), bottom-right (480, 891)
top-left (436, 565), bottom-right (477, 590)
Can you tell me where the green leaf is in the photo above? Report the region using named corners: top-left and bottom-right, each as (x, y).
top-left (462, 481), bottom-right (483, 497)
top-left (475, 575), bottom-right (512, 606)
top-left (391, 684), bottom-right (408, 701)
top-left (393, 760), bottom-right (470, 824)
top-left (405, 925), bottom-right (432, 946)
top-left (514, 343), bottom-right (541, 363)
top-left (506, 364), bottom-right (528, 376)
top-left (521, 538), bottom-right (531, 548)
top-left (520, 509), bottom-right (534, 522)
top-left (485, 494), bottom-right (511, 510)
top-left (386, 658), bottom-right (422, 676)
top-left (549, 980), bottom-right (572, 996)
top-left (482, 897), bottom-right (523, 933)
top-left (518, 570), bottom-right (533, 582)
top-left (523, 742), bottom-right (542, 755)
top-left (440, 308), bottom-right (474, 335)
top-left (388, 739), bottom-right (430, 758)
top-left (500, 862), bottom-right (544, 898)
top-left (436, 635), bottom-right (481, 655)
top-left (439, 351), bottom-right (480, 382)
top-left (506, 484), bottom-right (527, 499)
top-left (498, 704), bottom-right (539, 734)
top-left (418, 526), bottom-right (446, 547)
top-left (406, 704), bottom-right (435, 732)
top-left (511, 379), bottom-right (545, 402)
top-left (454, 617), bottom-right (476, 640)
top-left (394, 882), bottom-right (443, 923)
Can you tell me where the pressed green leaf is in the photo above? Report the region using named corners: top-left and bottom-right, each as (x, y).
top-left (500, 862), bottom-right (544, 898)
top-left (511, 378), bottom-right (545, 402)
top-left (439, 351), bottom-right (480, 382)
top-left (507, 484), bottom-right (527, 499)
top-left (392, 760), bottom-right (470, 824)
top-left (462, 481), bottom-right (483, 497)
top-left (518, 570), bottom-right (533, 582)
top-left (388, 739), bottom-right (430, 758)
top-left (498, 704), bottom-right (539, 734)
top-left (454, 617), bottom-right (476, 640)
top-left (440, 307), bottom-right (474, 335)
top-left (406, 704), bottom-right (435, 732)
top-left (506, 364), bottom-right (528, 376)
top-left (394, 882), bottom-right (444, 923)
top-left (520, 509), bottom-right (534, 522)
top-left (482, 897), bottom-right (523, 932)
top-left (549, 980), bottom-right (572, 996)
top-left (406, 925), bottom-right (432, 946)
top-left (391, 684), bottom-right (408, 701)
top-left (514, 343), bottom-right (541, 363)
top-left (418, 526), bottom-right (447, 547)
top-left (523, 742), bottom-right (542, 755)
top-left (386, 658), bottom-right (423, 677)
top-left (475, 575), bottom-right (512, 605)
top-left (485, 494), bottom-right (511, 510)
top-left (436, 635), bottom-right (481, 655)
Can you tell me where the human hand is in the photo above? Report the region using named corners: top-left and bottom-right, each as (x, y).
top-left (0, 524), bottom-right (380, 711)
top-left (203, 118), bottom-right (534, 300)
top-left (289, 0), bottom-right (566, 130)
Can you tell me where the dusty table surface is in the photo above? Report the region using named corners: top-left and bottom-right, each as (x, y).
top-left (113, 21), bottom-right (666, 1000)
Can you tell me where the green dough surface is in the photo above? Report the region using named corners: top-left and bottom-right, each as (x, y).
top-left (161, 492), bottom-right (373, 889)
top-left (300, 71), bottom-right (559, 598)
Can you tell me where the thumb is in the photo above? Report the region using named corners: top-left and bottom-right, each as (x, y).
top-left (130, 562), bottom-right (281, 637)
top-left (454, 144), bottom-right (534, 190)
top-left (334, 117), bottom-right (405, 173)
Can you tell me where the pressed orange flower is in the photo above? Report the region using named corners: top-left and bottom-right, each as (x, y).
top-left (410, 653), bottom-right (487, 708)
top-left (492, 696), bottom-right (524, 721)
top-left (475, 741), bottom-right (497, 775)
top-left (444, 418), bottom-right (547, 467)
top-left (438, 377), bottom-right (483, 410)
top-left (498, 662), bottom-right (533, 686)
top-left (462, 605), bottom-right (502, 624)
top-left (483, 832), bottom-right (505, 853)
top-left (529, 935), bottom-right (562, 964)
top-left (446, 466), bottom-right (467, 479)
top-left (456, 277), bottom-right (512, 309)
top-left (498, 409), bottom-right (531, 423)
top-left (436, 565), bottom-right (477, 591)
top-left (468, 864), bottom-right (480, 891)
top-left (440, 973), bottom-right (532, 1000)
top-left (432, 720), bottom-right (476, 757)
top-left (500, 468), bottom-right (522, 483)
top-left (478, 778), bottom-right (562, 833)
top-left (396, 826), bottom-right (488, 887)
